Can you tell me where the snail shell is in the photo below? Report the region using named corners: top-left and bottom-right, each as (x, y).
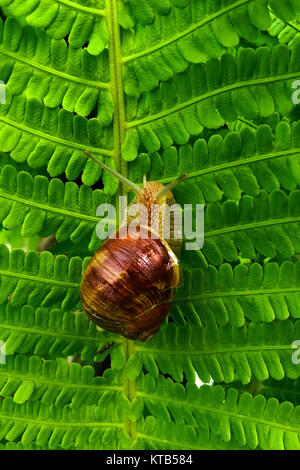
top-left (80, 225), bottom-right (179, 342)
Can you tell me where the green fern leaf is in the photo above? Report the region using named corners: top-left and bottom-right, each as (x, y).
top-left (0, 0), bottom-right (299, 451)
top-left (0, 303), bottom-right (110, 359)
top-left (134, 321), bottom-right (300, 383)
top-left (0, 164), bottom-right (111, 247)
top-left (174, 260), bottom-right (300, 325)
top-left (0, 244), bottom-right (82, 309)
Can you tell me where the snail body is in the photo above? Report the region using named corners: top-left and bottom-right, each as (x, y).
top-left (80, 152), bottom-right (185, 342)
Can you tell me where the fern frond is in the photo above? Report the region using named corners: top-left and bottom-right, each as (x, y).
top-left (121, 0), bottom-right (272, 68)
top-left (0, 396), bottom-right (244, 450)
top-left (201, 189), bottom-right (300, 265)
top-left (0, 397), bottom-right (130, 449)
top-left (0, 92), bottom-right (118, 186)
top-left (134, 379), bottom-right (300, 450)
top-left (122, 41), bottom-right (300, 159)
top-left (133, 416), bottom-right (247, 450)
top-left (0, 244), bottom-right (83, 309)
top-left (0, 0), bottom-right (107, 55)
top-left (0, 17), bottom-right (113, 127)
top-left (121, 0), bottom-right (300, 84)
top-left (134, 320), bottom-right (300, 384)
top-left (0, 303), bottom-right (107, 360)
top-left (0, 355), bottom-right (120, 408)
top-left (0, 16), bottom-right (110, 104)
top-left (2, 368), bottom-right (298, 449)
top-left (175, 260), bottom-right (300, 326)
top-left (129, 120), bottom-right (300, 201)
top-left (0, 164), bottom-right (111, 247)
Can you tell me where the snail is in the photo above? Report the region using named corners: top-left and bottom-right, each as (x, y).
top-left (80, 151), bottom-right (186, 342)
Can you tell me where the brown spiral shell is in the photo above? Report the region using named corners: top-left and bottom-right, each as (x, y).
top-left (80, 225), bottom-right (179, 342)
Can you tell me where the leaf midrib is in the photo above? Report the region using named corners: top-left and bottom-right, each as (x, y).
top-left (0, 367), bottom-right (121, 392)
top-left (127, 72), bottom-right (300, 128)
top-left (137, 392), bottom-right (300, 435)
top-left (135, 432), bottom-right (218, 450)
top-left (0, 321), bottom-right (100, 343)
top-left (204, 215), bottom-right (300, 238)
top-left (0, 189), bottom-right (100, 224)
top-left (122, 0), bottom-right (252, 63)
top-left (261, 383), bottom-right (300, 400)
top-left (0, 269), bottom-right (79, 288)
top-left (54, 0), bottom-right (106, 16)
top-left (0, 411), bottom-right (122, 429)
top-left (137, 344), bottom-right (296, 356)
top-left (0, 115), bottom-right (114, 157)
top-left (174, 286), bottom-right (300, 302)
top-left (0, 47), bottom-right (110, 90)
top-left (157, 148), bottom-right (300, 184)
top-left (268, 7), bottom-right (300, 34)
top-left (106, 0), bottom-right (137, 444)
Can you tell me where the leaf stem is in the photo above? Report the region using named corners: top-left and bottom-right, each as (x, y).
top-left (106, 0), bottom-right (137, 443)
top-left (0, 47), bottom-right (110, 90)
top-left (122, 338), bottom-right (137, 441)
top-left (122, 0), bottom-right (252, 64)
top-left (126, 72), bottom-right (300, 129)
